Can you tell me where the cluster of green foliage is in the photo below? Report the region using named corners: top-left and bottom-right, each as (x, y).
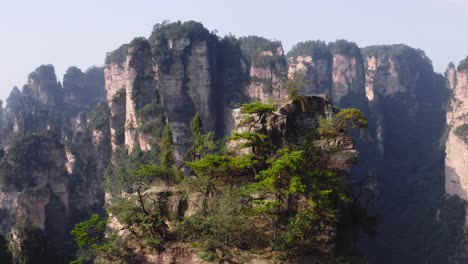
top-left (0, 131), bottom-right (60, 189)
top-left (73, 103), bottom-right (370, 263)
top-left (11, 219), bottom-right (46, 264)
top-left (318, 108), bottom-right (368, 137)
top-left (160, 124), bottom-right (174, 169)
top-left (136, 103), bottom-right (162, 119)
top-left (286, 71), bottom-right (308, 100)
top-left (288, 40), bottom-right (361, 63)
top-left (87, 102), bottom-right (110, 131)
top-left (185, 113), bottom-right (216, 161)
top-left (84, 124), bottom-right (181, 262)
top-left (329, 40), bottom-right (362, 58)
top-left (104, 145), bottom-right (161, 195)
top-left (287, 40), bottom-right (331, 61)
top-left (135, 103), bottom-right (165, 137)
top-left (105, 44), bottom-right (130, 65)
top-left (148, 20), bottom-right (212, 67)
top-left (129, 37), bottom-right (150, 50)
top-left (111, 88), bottom-right (126, 103)
top-left (114, 126), bottom-right (125, 145)
top-left (458, 56), bottom-right (468, 71)
top-left (70, 214), bottom-right (110, 264)
top-left (239, 36), bottom-right (286, 69)
top-left (361, 44), bottom-right (427, 62)
top-left (64, 66), bottom-right (84, 81)
top-left (454, 124), bottom-right (468, 143)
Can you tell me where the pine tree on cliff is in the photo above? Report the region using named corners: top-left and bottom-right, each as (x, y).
top-left (160, 124), bottom-right (174, 168)
top-left (187, 113), bottom-right (203, 161)
top-left (186, 113), bottom-right (215, 161)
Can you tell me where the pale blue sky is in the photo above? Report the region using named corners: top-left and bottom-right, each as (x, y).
top-left (1, 0), bottom-right (467, 101)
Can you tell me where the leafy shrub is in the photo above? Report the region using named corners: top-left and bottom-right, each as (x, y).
top-left (318, 108), bottom-right (367, 137)
top-left (111, 88), bottom-right (125, 103)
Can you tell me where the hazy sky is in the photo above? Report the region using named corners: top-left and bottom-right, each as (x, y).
top-left (1, 0), bottom-right (467, 101)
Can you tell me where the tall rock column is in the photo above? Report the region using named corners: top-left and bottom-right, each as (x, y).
top-left (149, 21), bottom-right (220, 161)
top-left (445, 59), bottom-right (468, 199)
top-left (105, 39), bottom-right (159, 152)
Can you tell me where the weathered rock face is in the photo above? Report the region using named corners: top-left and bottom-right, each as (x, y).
top-left (288, 54), bottom-right (331, 95)
top-left (445, 60), bottom-right (468, 199)
top-left (287, 40), bottom-right (366, 108)
top-left (220, 36), bottom-right (288, 136)
top-left (105, 38), bottom-right (160, 152)
top-left (231, 96), bottom-right (357, 172)
top-left (151, 34), bottom-right (217, 160)
top-left (241, 41), bottom-right (287, 102)
top-left (105, 22), bottom-right (223, 160)
top-left (357, 45), bottom-right (457, 263)
top-left (0, 64), bottom-right (109, 263)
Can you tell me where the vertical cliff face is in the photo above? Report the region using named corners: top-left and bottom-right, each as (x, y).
top-left (445, 58), bottom-right (468, 199)
top-left (287, 41), bottom-right (464, 262)
top-left (357, 45), bottom-right (457, 263)
top-left (25, 65), bottom-right (61, 106)
top-left (148, 22), bottom-right (220, 160)
top-left (288, 41), bottom-right (332, 96)
top-left (238, 36), bottom-right (288, 102)
top-left (105, 38), bottom-right (160, 153)
top-left (287, 40), bottom-right (367, 108)
top-left (105, 21), bottom-right (222, 160)
top-left (0, 64), bottom-right (109, 263)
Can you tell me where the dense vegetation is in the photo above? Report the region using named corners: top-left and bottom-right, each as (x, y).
top-left (71, 99), bottom-right (371, 263)
top-left (287, 40), bottom-right (331, 61)
top-left (361, 44), bottom-right (428, 63)
top-left (105, 44), bottom-right (130, 65)
top-left (454, 124), bottom-right (468, 143)
top-left (287, 40), bottom-right (362, 63)
top-left (329, 40), bottom-right (362, 60)
top-left (458, 56), bottom-right (468, 71)
top-left (239, 36), bottom-right (285, 69)
top-left (0, 131), bottom-right (61, 189)
top-left (148, 20), bottom-right (213, 67)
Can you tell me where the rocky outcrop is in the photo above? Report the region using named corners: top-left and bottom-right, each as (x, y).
top-left (0, 64), bottom-right (109, 263)
top-left (231, 96), bottom-right (357, 172)
top-left (445, 58), bottom-right (468, 199)
top-left (25, 65), bottom-right (61, 106)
